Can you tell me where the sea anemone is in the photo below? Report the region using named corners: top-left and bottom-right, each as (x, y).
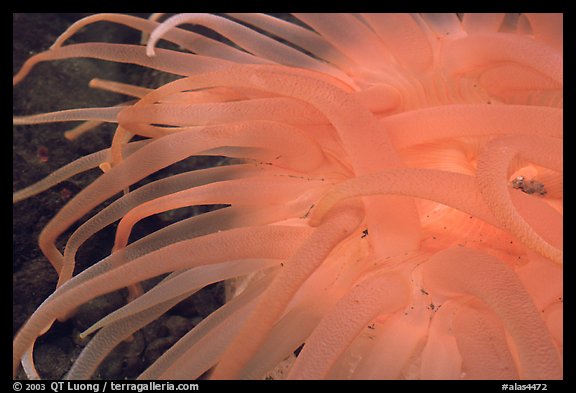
top-left (13, 13), bottom-right (563, 380)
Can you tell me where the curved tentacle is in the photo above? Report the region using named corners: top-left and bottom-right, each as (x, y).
top-left (287, 270), bottom-right (409, 379)
top-left (423, 246), bottom-right (562, 379)
top-left (210, 203), bottom-right (364, 379)
top-left (476, 134), bottom-right (562, 264)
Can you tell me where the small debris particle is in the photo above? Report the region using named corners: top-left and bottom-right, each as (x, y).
top-left (59, 188), bottom-right (73, 201)
top-left (294, 343), bottom-right (304, 357)
top-left (302, 204), bottom-right (315, 219)
top-left (511, 176), bottom-right (547, 196)
top-left (37, 146), bottom-right (49, 163)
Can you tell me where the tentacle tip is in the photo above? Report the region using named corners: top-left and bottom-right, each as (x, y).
top-left (63, 131), bottom-right (76, 141)
top-left (99, 162), bottom-right (112, 173)
top-left (88, 78), bottom-right (100, 88)
top-left (145, 45), bottom-right (157, 58)
top-left (307, 210), bottom-right (324, 227)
